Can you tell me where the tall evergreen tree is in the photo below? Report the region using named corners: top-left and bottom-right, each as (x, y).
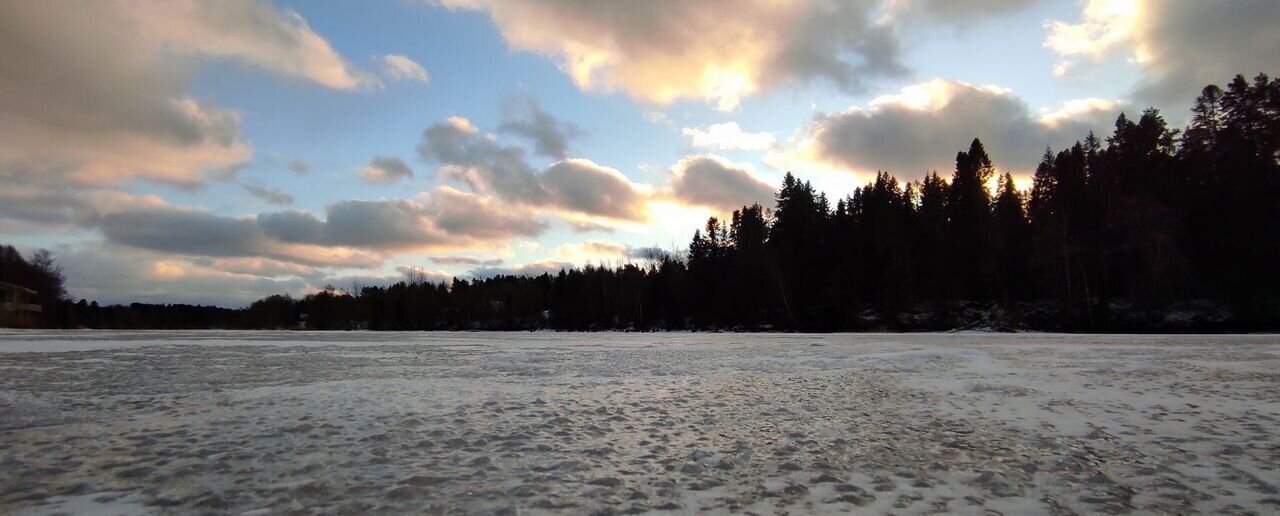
top-left (946, 138), bottom-right (996, 299)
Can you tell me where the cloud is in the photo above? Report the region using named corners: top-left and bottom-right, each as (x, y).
top-left (133, 1), bottom-right (379, 91)
top-left (306, 200), bottom-right (450, 248)
top-left (499, 97), bottom-right (581, 159)
top-left (394, 265), bottom-right (454, 284)
top-left (430, 256), bottom-right (504, 266)
top-left (287, 159), bottom-right (311, 174)
top-left (434, 0), bottom-right (905, 110)
top-left (1045, 0), bottom-right (1280, 107)
top-left (774, 79), bottom-right (1122, 178)
top-left (0, 1), bottom-right (373, 188)
top-left (552, 240), bottom-right (630, 264)
top-left (425, 187), bottom-right (550, 240)
top-left (77, 186), bottom-right (548, 270)
top-left (469, 260), bottom-right (574, 279)
top-left (95, 206), bottom-right (381, 268)
top-left (418, 116), bottom-right (543, 199)
top-left (56, 244), bottom-right (309, 307)
top-left (540, 160), bottom-right (648, 221)
top-left (55, 245), bottom-right (462, 307)
top-left (470, 241), bottom-right (669, 277)
top-left (242, 184), bottom-right (295, 205)
top-left (265, 188), bottom-right (545, 248)
top-left (1044, 0), bottom-right (1140, 61)
top-left (682, 123), bottom-right (776, 152)
top-left (886, 0), bottom-right (1043, 23)
top-left (358, 156), bottom-right (415, 185)
top-left (627, 246), bottom-right (676, 262)
top-left (196, 257), bottom-right (316, 278)
top-left (419, 117), bottom-right (649, 221)
top-left (381, 54), bottom-right (431, 83)
top-left (0, 186), bottom-right (170, 231)
top-left (108, 210), bottom-right (314, 267)
top-left (565, 220), bottom-right (616, 234)
top-left (260, 189), bottom-right (547, 251)
top-left (668, 155), bottom-right (776, 211)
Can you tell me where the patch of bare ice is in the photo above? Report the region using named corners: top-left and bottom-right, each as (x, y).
top-left (0, 331), bottom-right (1277, 514)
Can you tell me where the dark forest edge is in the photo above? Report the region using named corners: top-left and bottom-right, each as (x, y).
top-left (3, 73), bottom-right (1279, 332)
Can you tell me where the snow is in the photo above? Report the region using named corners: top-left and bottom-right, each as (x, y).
top-left (1, 331), bottom-right (1278, 514)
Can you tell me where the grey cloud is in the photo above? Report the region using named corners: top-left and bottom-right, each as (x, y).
top-left (0, 187), bottom-right (84, 229)
top-left (318, 200), bottom-right (445, 248)
top-left (802, 80), bottom-right (1120, 176)
top-left (287, 159), bottom-right (311, 174)
top-left (499, 96), bottom-right (581, 159)
top-left (0, 186), bottom-right (177, 235)
top-left (98, 208), bottom-right (270, 259)
top-left (259, 192), bottom-right (546, 249)
top-left (541, 160), bottom-right (647, 220)
top-left (1131, 1), bottom-right (1280, 107)
top-left (90, 191), bottom-right (550, 267)
top-left (419, 119), bottom-right (545, 200)
top-left (258, 210), bottom-right (326, 244)
top-left (669, 155), bottom-right (775, 211)
top-left (260, 200), bottom-right (448, 250)
top-left (419, 118), bottom-right (648, 221)
top-left (358, 156), bottom-right (414, 185)
top-left (425, 188), bottom-right (550, 239)
top-left (771, 1), bottom-right (906, 92)
top-left (242, 184), bottom-right (295, 205)
top-left (430, 256), bottom-right (505, 266)
top-left (898, 0), bottom-right (1043, 22)
top-left (61, 202), bottom-right (384, 268)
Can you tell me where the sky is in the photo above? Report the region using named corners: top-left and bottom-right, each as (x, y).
top-left (1, 0), bottom-right (1277, 307)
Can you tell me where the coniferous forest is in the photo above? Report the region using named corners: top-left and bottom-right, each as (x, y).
top-left (11, 73), bottom-right (1280, 331)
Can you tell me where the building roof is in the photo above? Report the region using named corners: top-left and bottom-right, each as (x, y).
top-left (0, 281), bottom-right (38, 296)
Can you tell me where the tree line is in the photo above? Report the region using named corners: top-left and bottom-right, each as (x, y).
top-left (5, 73), bottom-right (1279, 331)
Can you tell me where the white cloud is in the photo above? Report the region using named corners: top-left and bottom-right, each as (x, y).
top-left (0, 0), bottom-right (373, 188)
top-left (1044, 0), bottom-right (1142, 61)
top-left (433, 0), bottom-right (904, 110)
top-left (1045, 0), bottom-right (1280, 106)
top-left (682, 123), bottom-right (776, 152)
top-left (552, 240), bottom-right (631, 265)
top-left (1038, 98), bottom-right (1126, 127)
top-left (381, 54), bottom-right (431, 83)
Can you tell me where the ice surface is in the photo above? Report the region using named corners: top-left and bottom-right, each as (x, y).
top-left (1, 331), bottom-right (1278, 514)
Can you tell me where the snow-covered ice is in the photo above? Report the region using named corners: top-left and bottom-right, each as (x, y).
top-left (1, 330), bottom-right (1278, 514)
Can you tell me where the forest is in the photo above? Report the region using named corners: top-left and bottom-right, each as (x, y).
top-left (6, 73), bottom-right (1279, 331)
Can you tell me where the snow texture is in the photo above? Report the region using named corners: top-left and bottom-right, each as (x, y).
top-left (1, 330), bottom-right (1278, 514)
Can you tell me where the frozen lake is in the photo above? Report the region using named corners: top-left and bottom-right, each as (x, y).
top-left (1, 331), bottom-right (1278, 515)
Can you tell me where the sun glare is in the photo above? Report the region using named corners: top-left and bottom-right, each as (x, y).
top-left (703, 67), bottom-right (755, 111)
